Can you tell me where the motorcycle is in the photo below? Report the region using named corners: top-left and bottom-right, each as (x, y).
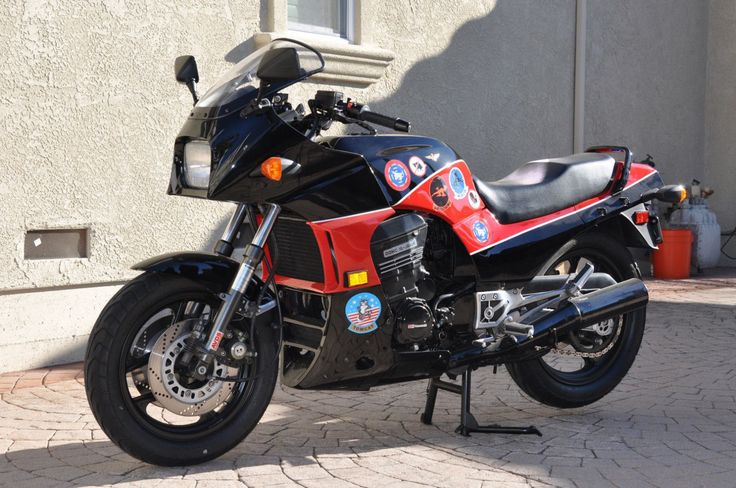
top-left (84, 38), bottom-right (686, 466)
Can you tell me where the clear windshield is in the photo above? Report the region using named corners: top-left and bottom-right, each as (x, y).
top-left (197, 39), bottom-right (324, 109)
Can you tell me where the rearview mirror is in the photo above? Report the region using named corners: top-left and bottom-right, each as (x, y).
top-left (174, 55), bottom-right (199, 105)
top-left (174, 55), bottom-right (199, 84)
top-left (256, 47), bottom-right (303, 84)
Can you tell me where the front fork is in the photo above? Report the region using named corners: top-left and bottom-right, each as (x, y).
top-left (188, 203), bottom-right (281, 380)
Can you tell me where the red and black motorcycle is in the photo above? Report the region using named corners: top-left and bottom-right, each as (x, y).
top-left (85, 39), bottom-right (685, 465)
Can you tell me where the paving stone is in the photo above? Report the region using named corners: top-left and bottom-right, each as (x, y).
top-left (1, 274), bottom-right (736, 487)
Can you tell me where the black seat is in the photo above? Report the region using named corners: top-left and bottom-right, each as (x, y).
top-left (474, 153), bottom-right (616, 224)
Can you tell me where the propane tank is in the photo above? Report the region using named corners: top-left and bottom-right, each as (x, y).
top-left (669, 185), bottom-right (721, 270)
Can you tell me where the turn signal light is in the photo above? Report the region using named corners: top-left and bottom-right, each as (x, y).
top-left (633, 211), bottom-right (650, 225)
top-left (261, 157), bottom-right (283, 181)
top-left (346, 270), bottom-right (369, 287)
top-left (678, 187), bottom-right (688, 203)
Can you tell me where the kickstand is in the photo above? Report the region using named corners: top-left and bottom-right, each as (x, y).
top-left (421, 368), bottom-right (542, 437)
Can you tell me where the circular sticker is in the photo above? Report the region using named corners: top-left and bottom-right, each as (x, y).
top-left (384, 160), bottom-right (411, 192)
top-left (472, 220), bottom-right (490, 243)
top-left (408, 156), bottom-right (427, 177)
top-left (467, 189), bottom-right (481, 209)
top-left (345, 292), bottom-right (382, 334)
top-left (449, 167), bottom-right (468, 199)
top-left (430, 176), bottom-right (450, 210)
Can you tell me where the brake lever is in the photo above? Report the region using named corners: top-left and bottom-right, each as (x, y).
top-left (333, 113), bottom-right (376, 135)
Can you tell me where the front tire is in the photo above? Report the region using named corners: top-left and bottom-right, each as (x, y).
top-left (84, 273), bottom-right (279, 465)
top-left (506, 233), bottom-right (646, 408)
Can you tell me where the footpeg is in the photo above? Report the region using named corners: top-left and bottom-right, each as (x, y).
top-left (503, 319), bottom-right (534, 339)
top-left (565, 263), bottom-right (595, 296)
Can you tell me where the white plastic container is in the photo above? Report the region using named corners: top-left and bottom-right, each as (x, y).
top-left (669, 199), bottom-right (721, 270)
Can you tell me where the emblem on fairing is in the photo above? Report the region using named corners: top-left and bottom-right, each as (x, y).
top-left (473, 220), bottom-right (489, 242)
top-left (408, 156), bottom-right (427, 177)
top-left (467, 189), bottom-right (481, 209)
top-left (384, 160), bottom-right (411, 191)
top-left (449, 167), bottom-right (468, 199)
top-left (345, 292), bottom-right (382, 334)
top-left (430, 176), bottom-right (450, 210)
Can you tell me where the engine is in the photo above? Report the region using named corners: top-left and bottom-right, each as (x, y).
top-left (370, 214), bottom-right (435, 345)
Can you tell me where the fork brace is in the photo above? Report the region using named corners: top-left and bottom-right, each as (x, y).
top-left (420, 368), bottom-right (542, 437)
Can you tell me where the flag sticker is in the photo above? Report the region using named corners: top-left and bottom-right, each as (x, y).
top-left (345, 292), bottom-right (382, 334)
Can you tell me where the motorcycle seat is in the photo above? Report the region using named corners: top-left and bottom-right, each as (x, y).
top-left (474, 152), bottom-right (616, 224)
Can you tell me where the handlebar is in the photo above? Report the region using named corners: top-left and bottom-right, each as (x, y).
top-left (306, 91), bottom-right (411, 134)
top-left (342, 100), bottom-right (411, 133)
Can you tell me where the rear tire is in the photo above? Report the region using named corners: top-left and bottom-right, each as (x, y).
top-left (84, 273), bottom-right (280, 465)
top-left (506, 233), bottom-right (646, 408)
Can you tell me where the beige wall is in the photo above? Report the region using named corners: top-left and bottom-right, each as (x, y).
top-left (705, 0), bottom-right (736, 251)
top-left (0, 0), bottom-right (731, 371)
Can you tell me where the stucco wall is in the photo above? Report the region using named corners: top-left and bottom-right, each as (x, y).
top-left (584, 0), bottom-right (708, 190)
top-left (0, 0), bottom-right (731, 371)
top-left (0, 1), bottom-right (500, 294)
top-left (705, 0), bottom-right (736, 244)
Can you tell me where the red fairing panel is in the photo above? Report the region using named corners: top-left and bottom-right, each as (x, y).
top-left (275, 159), bottom-right (658, 292)
top-left (273, 208), bottom-right (395, 294)
top-left (395, 160), bottom-right (495, 254)
top-left (395, 159), bottom-right (659, 255)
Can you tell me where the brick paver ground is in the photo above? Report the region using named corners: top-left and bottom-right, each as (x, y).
top-left (2, 271), bottom-right (736, 488)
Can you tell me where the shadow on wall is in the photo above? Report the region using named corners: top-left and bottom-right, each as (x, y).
top-left (218, 1), bottom-right (577, 183)
top-left (370, 0), bottom-right (577, 181)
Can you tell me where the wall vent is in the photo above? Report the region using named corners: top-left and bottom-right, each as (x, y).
top-left (24, 229), bottom-right (89, 260)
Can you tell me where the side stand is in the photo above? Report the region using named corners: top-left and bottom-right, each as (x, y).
top-left (421, 368), bottom-right (542, 437)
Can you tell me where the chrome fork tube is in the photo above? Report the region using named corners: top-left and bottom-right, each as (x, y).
top-left (200, 204), bottom-right (280, 365)
top-left (214, 203), bottom-right (249, 256)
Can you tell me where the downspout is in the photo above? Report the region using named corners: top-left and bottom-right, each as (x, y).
top-left (574, 0), bottom-right (586, 153)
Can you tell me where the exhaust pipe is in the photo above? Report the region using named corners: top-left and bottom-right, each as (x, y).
top-left (450, 278), bottom-right (649, 367)
top-left (528, 278), bottom-right (648, 342)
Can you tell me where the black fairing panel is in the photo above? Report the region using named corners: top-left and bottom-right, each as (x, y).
top-left (169, 109), bottom-right (390, 221)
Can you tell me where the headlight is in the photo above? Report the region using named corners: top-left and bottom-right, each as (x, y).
top-left (183, 140), bottom-right (211, 189)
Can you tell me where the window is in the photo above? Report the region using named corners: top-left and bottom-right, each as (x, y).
top-left (287, 0), bottom-right (353, 41)
top-left (259, 0), bottom-right (394, 87)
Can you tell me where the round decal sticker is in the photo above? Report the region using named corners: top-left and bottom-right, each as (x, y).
top-left (384, 160), bottom-right (411, 191)
top-left (345, 292), bottom-right (382, 334)
top-left (449, 167), bottom-right (468, 199)
top-left (467, 189), bottom-right (481, 209)
top-left (472, 220), bottom-right (490, 243)
top-left (430, 176), bottom-right (450, 210)
top-left (408, 156), bottom-right (427, 177)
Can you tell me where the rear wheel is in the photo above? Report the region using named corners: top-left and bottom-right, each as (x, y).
top-left (84, 273), bottom-right (280, 465)
top-left (506, 233), bottom-right (646, 408)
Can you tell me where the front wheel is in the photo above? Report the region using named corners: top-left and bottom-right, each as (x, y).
top-left (506, 233), bottom-right (646, 408)
top-left (84, 273), bottom-right (280, 466)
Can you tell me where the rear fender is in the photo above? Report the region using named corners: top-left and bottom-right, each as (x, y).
top-left (593, 204), bottom-right (661, 250)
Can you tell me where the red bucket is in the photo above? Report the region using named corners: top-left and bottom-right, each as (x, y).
top-left (652, 229), bottom-right (692, 279)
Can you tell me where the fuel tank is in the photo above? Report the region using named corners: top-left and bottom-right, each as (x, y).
top-left (325, 134), bottom-right (461, 206)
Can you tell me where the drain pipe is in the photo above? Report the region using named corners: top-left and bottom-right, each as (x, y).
top-left (574, 0), bottom-right (586, 153)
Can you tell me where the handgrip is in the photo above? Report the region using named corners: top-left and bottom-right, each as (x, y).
top-left (359, 110), bottom-right (411, 132)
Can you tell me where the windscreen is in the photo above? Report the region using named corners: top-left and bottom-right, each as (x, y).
top-left (196, 39), bottom-right (324, 110)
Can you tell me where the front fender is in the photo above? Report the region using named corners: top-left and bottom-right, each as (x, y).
top-left (132, 252), bottom-right (239, 293)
